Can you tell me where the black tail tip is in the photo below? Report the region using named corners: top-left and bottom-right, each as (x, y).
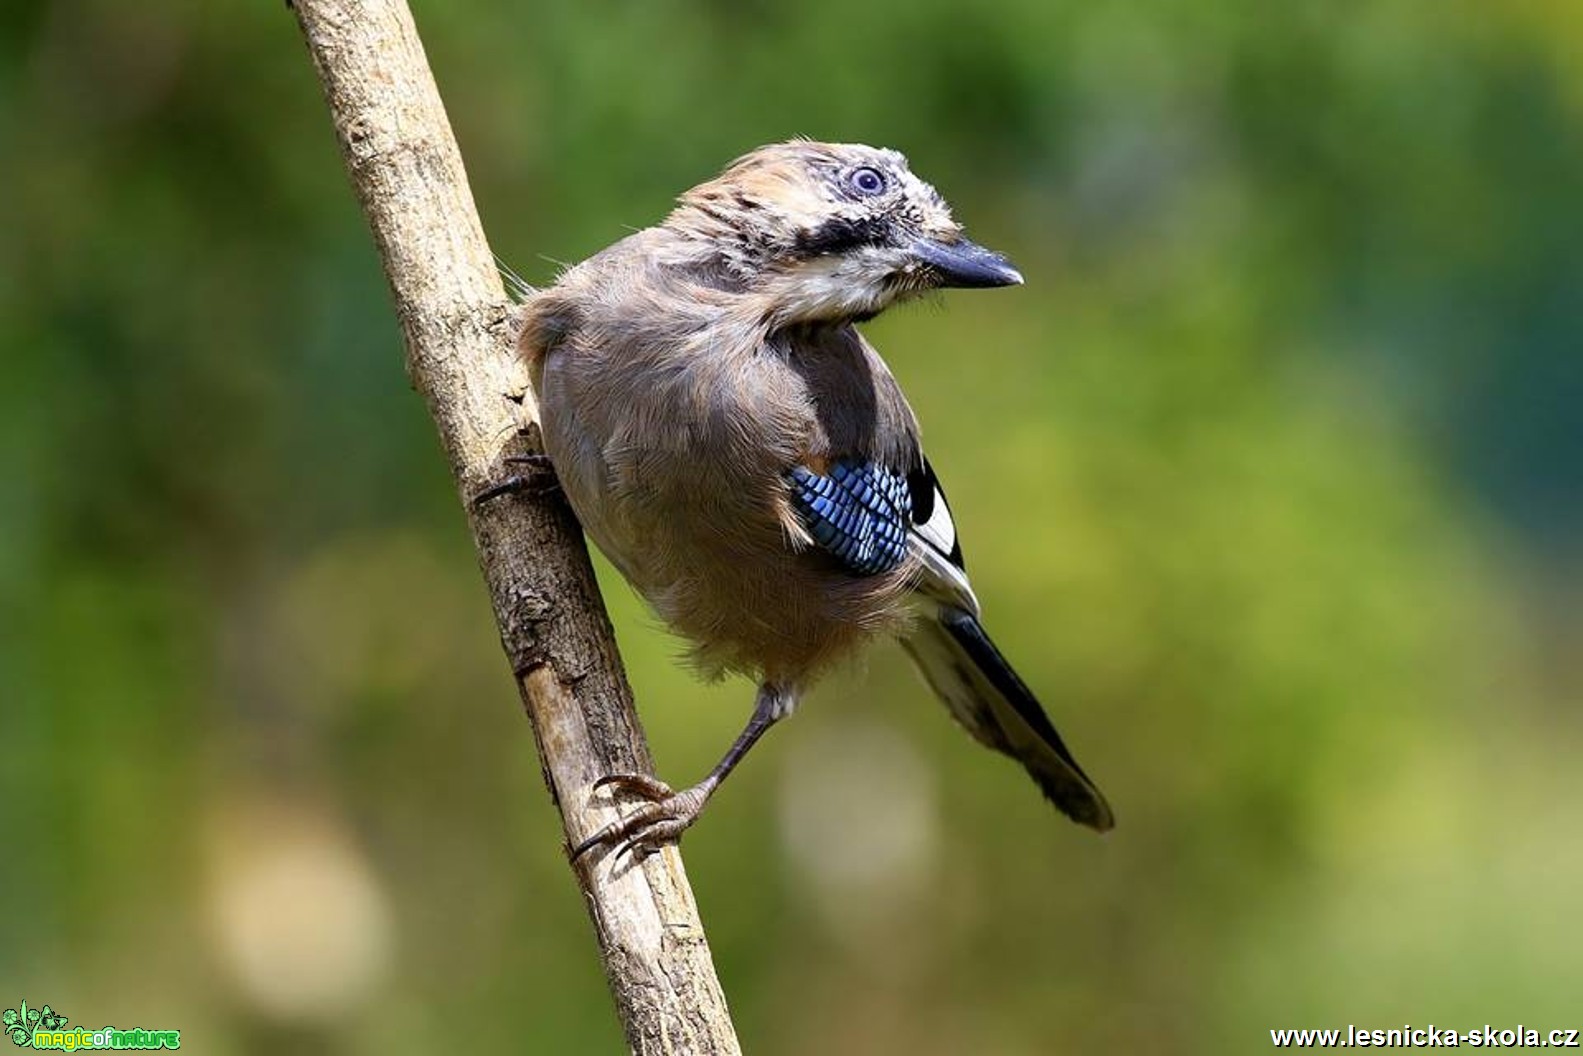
top-left (1038, 773), bottom-right (1115, 833)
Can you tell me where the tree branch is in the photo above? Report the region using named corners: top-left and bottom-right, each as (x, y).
top-left (289, 2), bottom-right (741, 1052)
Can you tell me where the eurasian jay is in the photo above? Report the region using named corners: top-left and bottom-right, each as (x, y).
top-left (511, 140), bottom-right (1113, 860)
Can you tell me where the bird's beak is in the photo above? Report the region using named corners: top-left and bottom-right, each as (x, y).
top-left (911, 236), bottom-right (1023, 289)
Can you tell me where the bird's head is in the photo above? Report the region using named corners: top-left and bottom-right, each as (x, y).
top-left (665, 140), bottom-right (1022, 327)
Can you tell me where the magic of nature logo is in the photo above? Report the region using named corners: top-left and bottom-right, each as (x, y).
top-left (3, 1001), bottom-right (180, 1050)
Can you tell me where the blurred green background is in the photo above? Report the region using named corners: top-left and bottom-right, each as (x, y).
top-left (3, 1), bottom-right (1580, 1052)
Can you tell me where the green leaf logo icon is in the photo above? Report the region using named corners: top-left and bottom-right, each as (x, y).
top-left (3, 1000), bottom-right (67, 1043)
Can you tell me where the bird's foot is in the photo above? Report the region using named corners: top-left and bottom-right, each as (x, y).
top-left (572, 773), bottom-right (716, 864)
top-left (472, 454), bottom-right (559, 506)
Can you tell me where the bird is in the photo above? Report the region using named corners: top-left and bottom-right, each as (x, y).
top-left (511, 140), bottom-right (1113, 861)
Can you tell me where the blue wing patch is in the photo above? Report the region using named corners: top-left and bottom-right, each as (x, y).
top-left (788, 459), bottom-right (913, 576)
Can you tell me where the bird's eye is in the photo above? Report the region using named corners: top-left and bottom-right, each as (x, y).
top-left (847, 167), bottom-right (887, 198)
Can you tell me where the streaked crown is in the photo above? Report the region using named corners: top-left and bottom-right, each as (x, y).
top-left (666, 140), bottom-right (1021, 325)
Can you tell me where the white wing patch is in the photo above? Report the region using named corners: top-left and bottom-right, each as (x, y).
top-left (912, 481), bottom-right (958, 563)
top-left (907, 465), bottom-right (979, 616)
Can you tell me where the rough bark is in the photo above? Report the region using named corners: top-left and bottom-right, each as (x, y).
top-left (289, 2), bottom-right (742, 1052)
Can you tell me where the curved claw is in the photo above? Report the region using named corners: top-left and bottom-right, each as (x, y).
top-left (571, 782), bottom-right (713, 864)
top-left (572, 815), bottom-right (634, 861)
top-left (592, 773), bottom-right (673, 800)
top-left (611, 813), bottom-right (695, 864)
top-left (471, 455), bottom-right (561, 507)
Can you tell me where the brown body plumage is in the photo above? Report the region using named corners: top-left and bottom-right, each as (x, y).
top-left (522, 224), bottom-right (923, 682)
top-left (511, 141), bottom-right (1112, 860)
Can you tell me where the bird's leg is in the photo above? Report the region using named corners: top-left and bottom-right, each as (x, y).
top-left (472, 453), bottom-right (559, 506)
top-left (572, 682), bottom-right (795, 863)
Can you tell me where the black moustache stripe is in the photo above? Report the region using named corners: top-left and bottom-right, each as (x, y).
top-left (794, 216), bottom-right (888, 257)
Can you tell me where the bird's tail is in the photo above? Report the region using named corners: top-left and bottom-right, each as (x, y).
top-left (900, 604), bottom-right (1114, 831)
